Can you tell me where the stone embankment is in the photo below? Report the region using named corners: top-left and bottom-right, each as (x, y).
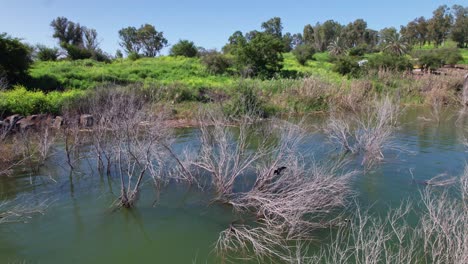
top-left (0, 114), bottom-right (93, 135)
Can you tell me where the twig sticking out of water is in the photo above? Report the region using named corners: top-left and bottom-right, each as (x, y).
top-left (0, 198), bottom-right (50, 224)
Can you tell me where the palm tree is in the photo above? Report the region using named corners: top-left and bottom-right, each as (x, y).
top-left (328, 37), bottom-right (348, 56)
top-left (383, 33), bottom-right (409, 56)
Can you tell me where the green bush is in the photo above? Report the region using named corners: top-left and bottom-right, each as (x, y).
top-left (200, 50), bottom-right (232, 75)
top-left (224, 82), bottom-right (267, 117)
top-left (367, 53), bottom-right (413, 71)
top-left (170, 40), bottom-right (198, 58)
top-left (0, 33), bottom-right (32, 85)
top-left (333, 56), bottom-right (362, 77)
top-left (63, 44), bottom-right (93, 60)
top-left (348, 44), bottom-right (369, 56)
top-left (36, 45), bottom-right (59, 61)
top-left (292, 44), bottom-right (316, 65)
top-left (0, 86), bottom-right (85, 116)
top-left (128, 52), bottom-right (141, 61)
top-left (412, 48), bottom-right (463, 70)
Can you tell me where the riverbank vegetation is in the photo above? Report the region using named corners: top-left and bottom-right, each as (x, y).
top-left (1, 87), bottom-right (467, 262)
top-left (1, 3), bottom-right (468, 263)
top-left (1, 4), bottom-right (467, 119)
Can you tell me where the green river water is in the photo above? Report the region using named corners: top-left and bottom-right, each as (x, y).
top-left (0, 107), bottom-right (467, 263)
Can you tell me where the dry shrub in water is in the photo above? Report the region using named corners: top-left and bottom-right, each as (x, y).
top-left (216, 225), bottom-right (290, 263)
top-left (325, 96), bottom-right (400, 167)
top-left (87, 88), bottom-right (172, 208)
top-left (190, 110), bottom-right (267, 201)
top-left (300, 166), bottom-right (468, 264)
top-left (419, 167), bottom-right (468, 264)
top-left (0, 126), bottom-right (57, 174)
top-left (212, 119), bottom-right (356, 262)
top-left (62, 87), bottom-right (174, 208)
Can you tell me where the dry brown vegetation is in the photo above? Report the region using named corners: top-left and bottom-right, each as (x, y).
top-left (325, 96), bottom-right (401, 167)
top-left (301, 167), bottom-right (468, 264)
top-left (201, 117), bottom-right (357, 262)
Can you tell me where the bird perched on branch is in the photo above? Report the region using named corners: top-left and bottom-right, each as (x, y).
top-left (273, 166), bottom-right (287, 175)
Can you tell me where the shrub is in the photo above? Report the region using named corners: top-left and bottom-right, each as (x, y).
top-left (0, 33), bottom-right (32, 85)
top-left (333, 56), bottom-right (362, 77)
top-left (63, 44), bottom-right (93, 60)
top-left (0, 86), bottom-right (85, 116)
top-left (228, 31), bottom-right (284, 78)
top-left (367, 53), bottom-right (413, 72)
top-left (348, 44), bottom-right (369, 56)
top-left (127, 52), bottom-right (140, 61)
top-left (412, 48), bottom-right (463, 70)
top-left (292, 44), bottom-right (316, 65)
top-left (201, 50), bottom-right (232, 75)
top-left (35, 45), bottom-right (59, 61)
top-left (0, 86), bottom-right (48, 115)
top-left (169, 40), bottom-right (198, 58)
top-left (223, 82), bottom-right (267, 117)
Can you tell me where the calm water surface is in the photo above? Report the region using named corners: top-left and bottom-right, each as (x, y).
top-left (0, 107), bottom-right (467, 263)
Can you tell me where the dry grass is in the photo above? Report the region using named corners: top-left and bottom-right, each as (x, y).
top-left (297, 166), bottom-right (468, 264)
top-left (79, 88), bottom-right (173, 208)
top-left (190, 110), bottom-right (268, 201)
top-left (212, 119), bottom-right (356, 262)
top-left (325, 96), bottom-right (401, 167)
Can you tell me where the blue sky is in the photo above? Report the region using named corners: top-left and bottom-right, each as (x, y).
top-left (0, 0), bottom-right (464, 55)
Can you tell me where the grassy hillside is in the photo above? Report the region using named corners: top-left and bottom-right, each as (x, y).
top-left (29, 56), bottom-right (235, 90)
top-left (2, 47), bottom-right (466, 117)
top-left (29, 53), bottom-right (342, 91)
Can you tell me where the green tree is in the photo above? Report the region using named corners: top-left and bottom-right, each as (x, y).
top-left (293, 44), bottom-right (315, 65)
top-left (223, 30), bottom-right (247, 54)
top-left (341, 19), bottom-right (368, 48)
top-left (227, 30), bottom-right (284, 78)
top-left (50, 17), bottom-right (83, 46)
top-left (401, 22), bottom-right (418, 46)
top-left (118, 26), bottom-right (141, 54)
top-left (328, 37), bottom-right (348, 56)
top-left (200, 50), bottom-right (232, 74)
top-left (303, 24), bottom-right (314, 46)
top-left (363, 29), bottom-right (379, 49)
top-left (402, 17), bottom-right (429, 47)
top-left (314, 20), bottom-right (343, 52)
top-left (118, 24), bottom-right (167, 57)
top-left (428, 5), bottom-right (453, 46)
top-left (170, 40), bottom-right (198, 57)
top-left (35, 45), bottom-right (59, 61)
top-left (415, 17), bottom-right (429, 47)
top-left (382, 31), bottom-right (409, 56)
top-left (115, 49), bottom-right (123, 59)
top-left (138, 24), bottom-right (167, 57)
top-left (282, 32), bottom-right (293, 52)
top-left (451, 5), bottom-right (467, 48)
top-left (261, 17), bottom-right (283, 38)
top-left (0, 33), bottom-right (32, 85)
top-left (83, 28), bottom-right (99, 52)
top-left (50, 17), bottom-right (105, 61)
